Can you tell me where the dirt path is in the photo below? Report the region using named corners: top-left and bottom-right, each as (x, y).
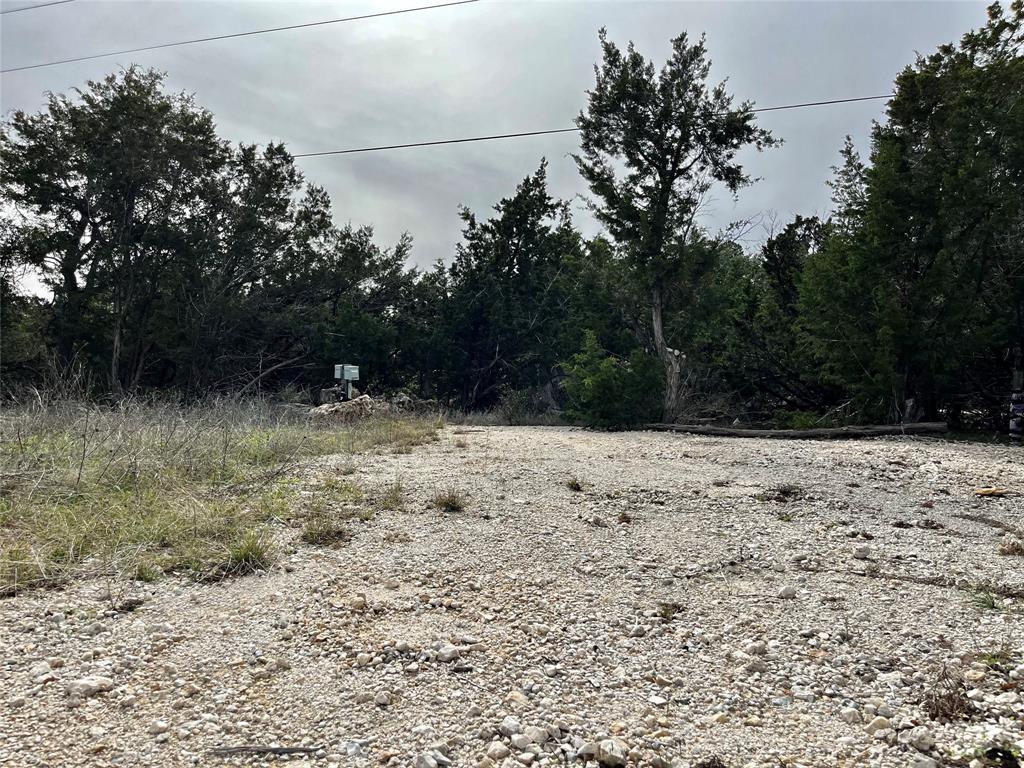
top-left (3, 427), bottom-right (1024, 768)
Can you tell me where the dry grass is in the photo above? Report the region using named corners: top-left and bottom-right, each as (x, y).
top-left (376, 481), bottom-right (405, 512)
top-left (300, 513), bottom-right (352, 547)
top-left (431, 488), bottom-right (467, 513)
top-left (999, 538), bottom-right (1024, 556)
top-left (755, 483), bottom-right (805, 503)
top-left (0, 398), bottom-right (438, 595)
top-left (922, 665), bottom-right (974, 722)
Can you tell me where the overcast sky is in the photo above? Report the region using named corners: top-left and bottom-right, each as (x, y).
top-left (1, 0), bottom-right (988, 269)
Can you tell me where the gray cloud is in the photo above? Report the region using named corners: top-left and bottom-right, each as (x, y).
top-left (1, 0), bottom-right (988, 266)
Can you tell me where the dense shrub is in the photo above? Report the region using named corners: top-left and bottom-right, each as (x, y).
top-left (563, 332), bottom-right (663, 429)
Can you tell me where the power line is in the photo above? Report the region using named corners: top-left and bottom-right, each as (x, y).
top-left (293, 93), bottom-right (896, 158)
top-left (1, 0), bottom-right (478, 73)
top-left (1, 0), bottom-right (76, 14)
top-left (294, 127), bottom-right (582, 158)
top-left (749, 94), bottom-right (895, 112)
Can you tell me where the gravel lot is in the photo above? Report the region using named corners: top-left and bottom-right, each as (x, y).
top-left (3, 426), bottom-right (1024, 768)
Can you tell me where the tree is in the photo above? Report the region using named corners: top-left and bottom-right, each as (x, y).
top-left (574, 28), bottom-right (777, 420)
top-left (0, 68), bottom-right (409, 397)
top-left (799, 2), bottom-right (1024, 423)
top-left (0, 67), bottom-right (228, 394)
top-left (441, 162), bottom-right (584, 407)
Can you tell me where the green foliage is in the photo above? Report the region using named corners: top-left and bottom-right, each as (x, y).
top-left (0, 400), bottom-right (437, 594)
top-left (432, 161), bottom-right (595, 408)
top-left (797, 4), bottom-right (1024, 424)
top-left (563, 332), bottom-right (663, 429)
top-left (1, 7), bottom-right (1021, 430)
top-left (574, 29), bottom-right (778, 418)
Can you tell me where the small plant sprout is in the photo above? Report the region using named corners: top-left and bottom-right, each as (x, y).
top-left (973, 591), bottom-right (1000, 611)
top-left (657, 601), bottom-right (682, 621)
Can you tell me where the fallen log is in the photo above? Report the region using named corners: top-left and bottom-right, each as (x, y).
top-left (643, 422), bottom-right (948, 439)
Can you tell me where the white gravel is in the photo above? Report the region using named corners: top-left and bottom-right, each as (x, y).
top-left (3, 426), bottom-right (1024, 768)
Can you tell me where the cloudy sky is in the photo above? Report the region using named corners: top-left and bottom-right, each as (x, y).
top-left (1, 0), bottom-right (988, 268)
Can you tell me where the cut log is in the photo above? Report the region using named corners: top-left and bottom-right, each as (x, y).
top-left (643, 422), bottom-right (948, 439)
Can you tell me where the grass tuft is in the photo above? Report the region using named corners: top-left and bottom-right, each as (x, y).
top-left (432, 488), bottom-right (467, 513)
top-left (922, 665), bottom-right (974, 722)
top-left (376, 481), bottom-right (405, 512)
top-left (973, 590), bottom-right (1001, 611)
top-left (218, 529), bottom-right (274, 577)
top-left (975, 646), bottom-right (1014, 668)
top-left (300, 512), bottom-right (352, 547)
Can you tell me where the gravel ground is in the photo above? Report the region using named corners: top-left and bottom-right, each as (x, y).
top-left (3, 426), bottom-right (1024, 768)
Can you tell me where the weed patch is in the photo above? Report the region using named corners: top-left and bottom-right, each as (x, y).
top-left (0, 400), bottom-right (437, 595)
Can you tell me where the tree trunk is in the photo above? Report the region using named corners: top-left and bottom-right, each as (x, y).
top-left (651, 285), bottom-right (684, 422)
top-left (109, 310), bottom-right (124, 397)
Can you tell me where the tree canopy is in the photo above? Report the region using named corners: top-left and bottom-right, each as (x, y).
top-left (2, 5), bottom-right (1022, 432)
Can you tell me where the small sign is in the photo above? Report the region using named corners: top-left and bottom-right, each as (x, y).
top-left (334, 364), bottom-right (359, 381)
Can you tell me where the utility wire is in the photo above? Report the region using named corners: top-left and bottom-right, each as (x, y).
top-left (294, 127), bottom-right (582, 158)
top-left (1, 0), bottom-right (478, 73)
top-left (1, 0), bottom-right (76, 14)
top-left (293, 93), bottom-right (896, 158)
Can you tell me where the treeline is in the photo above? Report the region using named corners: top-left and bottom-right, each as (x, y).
top-left (2, 5), bottom-right (1022, 429)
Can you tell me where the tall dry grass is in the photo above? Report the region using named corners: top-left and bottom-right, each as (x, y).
top-left (0, 396), bottom-right (439, 595)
